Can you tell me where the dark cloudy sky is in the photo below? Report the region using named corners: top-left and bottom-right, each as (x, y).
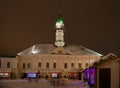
top-left (0, 0), bottom-right (120, 56)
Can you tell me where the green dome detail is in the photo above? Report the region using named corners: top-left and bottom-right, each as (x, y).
top-left (56, 13), bottom-right (64, 28)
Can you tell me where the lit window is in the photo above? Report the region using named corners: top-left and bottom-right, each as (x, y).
top-left (64, 63), bottom-right (67, 68)
top-left (7, 62), bottom-right (10, 68)
top-left (53, 63), bottom-right (56, 69)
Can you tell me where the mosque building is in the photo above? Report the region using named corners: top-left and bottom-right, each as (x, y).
top-left (0, 14), bottom-right (102, 79)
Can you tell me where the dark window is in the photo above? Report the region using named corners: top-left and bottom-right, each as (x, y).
top-left (17, 63), bottom-right (19, 68)
top-left (38, 62), bottom-right (41, 67)
top-left (78, 63), bottom-right (81, 68)
top-left (23, 63), bottom-right (26, 68)
top-left (7, 62), bottom-right (10, 68)
top-left (86, 63), bottom-right (88, 67)
top-left (64, 63), bottom-right (67, 68)
top-left (27, 63), bottom-right (30, 68)
top-left (59, 51), bottom-right (62, 53)
top-left (71, 63), bottom-right (74, 68)
top-left (46, 63), bottom-right (49, 68)
top-left (0, 60), bottom-right (1, 68)
top-left (53, 63), bottom-right (56, 68)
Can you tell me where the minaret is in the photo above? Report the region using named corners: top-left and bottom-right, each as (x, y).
top-left (54, 13), bottom-right (65, 47)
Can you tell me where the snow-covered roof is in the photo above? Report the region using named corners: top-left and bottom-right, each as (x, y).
top-left (89, 53), bottom-right (120, 67)
top-left (17, 44), bottom-right (102, 56)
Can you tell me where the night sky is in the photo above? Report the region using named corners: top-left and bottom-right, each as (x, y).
top-left (0, 0), bottom-right (120, 56)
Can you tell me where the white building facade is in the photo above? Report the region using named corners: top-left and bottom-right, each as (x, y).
top-left (0, 14), bottom-right (102, 79)
top-left (0, 57), bottom-right (18, 78)
top-left (16, 14), bottom-right (102, 78)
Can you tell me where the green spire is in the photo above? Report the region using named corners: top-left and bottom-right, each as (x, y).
top-left (56, 13), bottom-right (64, 28)
top-left (57, 13), bottom-right (64, 25)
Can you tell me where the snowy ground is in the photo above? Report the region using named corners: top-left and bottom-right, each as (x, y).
top-left (0, 79), bottom-right (90, 88)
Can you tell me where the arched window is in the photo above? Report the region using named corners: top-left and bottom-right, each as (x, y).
top-left (71, 63), bottom-right (74, 68)
top-left (46, 63), bottom-right (49, 68)
top-left (64, 63), bottom-right (67, 68)
top-left (27, 63), bottom-right (30, 68)
top-left (38, 62), bottom-right (41, 67)
top-left (86, 63), bottom-right (89, 67)
top-left (78, 63), bottom-right (81, 68)
top-left (53, 63), bottom-right (56, 69)
top-left (7, 62), bottom-right (10, 68)
top-left (23, 63), bottom-right (26, 68)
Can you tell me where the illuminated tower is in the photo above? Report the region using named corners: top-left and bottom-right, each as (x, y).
top-left (54, 13), bottom-right (65, 47)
